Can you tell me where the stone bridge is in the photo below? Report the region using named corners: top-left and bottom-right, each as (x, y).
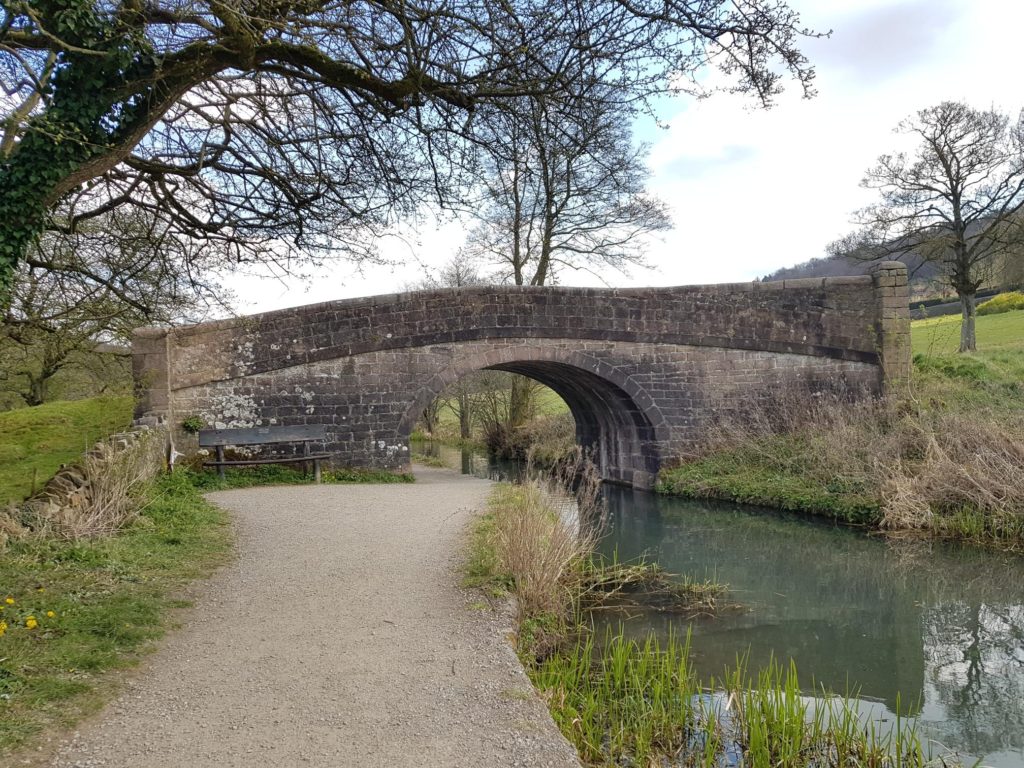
top-left (133, 262), bottom-right (910, 488)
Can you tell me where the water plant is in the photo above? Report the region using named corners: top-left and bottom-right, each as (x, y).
top-left (471, 476), bottom-right (968, 767)
top-left (532, 629), bottom-right (961, 767)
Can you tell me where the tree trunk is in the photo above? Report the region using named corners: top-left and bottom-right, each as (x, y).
top-left (420, 404), bottom-right (438, 434)
top-left (508, 377), bottom-right (533, 428)
top-left (25, 374), bottom-right (48, 406)
top-left (958, 290), bottom-right (977, 352)
top-left (458, 392), bottom-right (472, 439)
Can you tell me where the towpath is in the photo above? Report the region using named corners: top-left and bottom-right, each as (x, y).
top-left (48, 467), bottom-right (580, 768)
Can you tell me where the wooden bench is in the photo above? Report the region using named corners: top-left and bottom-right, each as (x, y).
top-left (198, 425), bottom-right (331, 482)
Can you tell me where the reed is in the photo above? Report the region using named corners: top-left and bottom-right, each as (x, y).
top-left (532, 630), bottom-right (963, 767)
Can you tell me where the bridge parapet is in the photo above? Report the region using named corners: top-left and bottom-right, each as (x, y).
top-left (138, 270), bottom-right (906, 396)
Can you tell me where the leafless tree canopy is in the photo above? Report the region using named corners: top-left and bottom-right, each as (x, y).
top-left (464, 85), bottom-right (672, 286)
top-left (833, 102), bottom-right (1024, 352)
top-left (0, 0), bottom-right (819, 295)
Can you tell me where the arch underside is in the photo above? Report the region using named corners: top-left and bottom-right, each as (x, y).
top-left (485, 361), bottom-right (660, 489)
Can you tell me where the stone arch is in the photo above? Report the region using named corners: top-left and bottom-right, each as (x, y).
top-left (399, 344), bottom-right (669, 488)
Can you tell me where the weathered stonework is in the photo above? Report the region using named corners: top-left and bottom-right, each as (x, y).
top-left (133, 266), bottom-right (911, 489)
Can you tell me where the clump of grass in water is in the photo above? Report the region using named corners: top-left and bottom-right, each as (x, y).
top-left (532, 629), bottom-right (957, 767)
top-left (580, 555), bottom-right (730, 617)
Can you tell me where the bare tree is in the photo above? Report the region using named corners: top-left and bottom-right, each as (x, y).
top-left (1, 206), bottom-right (229, 405)
top-left (0, 0), bottom-right (819, 299)
top-left (465, 85), bottom-right (671, 286)
top-left (833, 102), bottom-right (1024, 352)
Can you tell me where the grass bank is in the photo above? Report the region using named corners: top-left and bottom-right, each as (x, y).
top-left (0, 471), bottom-right (232, 755)
top-left (0, 396), bottom-right (133, 505)
top-left (469, 482), bottom-right (957, 766)
top-left (659, 314), bottom-right (1024, 547)
top-left (0, 399), bottom-right (411, 758)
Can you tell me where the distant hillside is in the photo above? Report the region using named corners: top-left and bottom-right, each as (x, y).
top-left (761, 253), bottom-right (943, 294)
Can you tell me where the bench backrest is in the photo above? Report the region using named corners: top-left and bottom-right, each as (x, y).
top-left (198, 424), bottom-right (327, 447)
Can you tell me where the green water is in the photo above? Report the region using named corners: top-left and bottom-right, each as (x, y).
top-left (414, 440), bottom-right (1024, 767)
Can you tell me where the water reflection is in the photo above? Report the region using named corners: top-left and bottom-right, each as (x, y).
top-left (413, 440), bottom-right (1024, 767)
top-left (598, 488), bottom-right (1024, 767)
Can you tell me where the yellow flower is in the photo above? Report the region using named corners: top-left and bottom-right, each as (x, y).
top-left (37, 587), bottom-right (45, 592)
top-left (25, 616), bottom-right (37, 630)
top-left (46, 611), bottom-right (56, 618)
top-left (0, 621), bottom-right (7, 637)
top-left (4, 597), bottom-right (14, 605)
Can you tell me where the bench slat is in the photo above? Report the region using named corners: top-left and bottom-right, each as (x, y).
top-left (198, 424), bottom-right (327, 446)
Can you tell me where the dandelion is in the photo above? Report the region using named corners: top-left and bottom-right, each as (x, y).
top-left (0, 621), bottom-right (7, 637)
top-left (46, 611), bottom-right (56, 618)
top-left (25, 616), bottom-right (37, 630)
top-left (4, 597), bottom-right (13, 605)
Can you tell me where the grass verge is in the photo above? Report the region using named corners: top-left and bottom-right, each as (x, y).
top-left (184, 463), bottom-right (414, 491)
top-left (0, 397), bottom-right (133, 505)
top-left (0, 471), bottom-right (232, 754)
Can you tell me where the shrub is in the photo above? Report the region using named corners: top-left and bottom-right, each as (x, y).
top-left (180, 415), bottom-right (205, 434)
top-left (484, 412), bottom-right (576, 466)
top-left (977, 291), bottom-right (1024, 315)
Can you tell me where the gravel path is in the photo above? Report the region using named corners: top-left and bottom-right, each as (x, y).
top-left (48, 467), bottom-right (581, 768)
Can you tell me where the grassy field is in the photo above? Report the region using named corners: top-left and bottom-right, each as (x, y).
top-left (912, 308), bottom-right (1024, 355)
top-left (0, 396), bottom-right (133, 505)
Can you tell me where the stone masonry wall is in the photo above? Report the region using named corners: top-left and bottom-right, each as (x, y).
top-left (169, 339), bottom-right (880, 488)
top-left (133, 264), bottom-right (910, 488)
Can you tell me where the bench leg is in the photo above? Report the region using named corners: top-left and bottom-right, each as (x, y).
top-left (216, 446), bottom-right (225, 480)
top-left (314, 459), bottom-right (322, 484)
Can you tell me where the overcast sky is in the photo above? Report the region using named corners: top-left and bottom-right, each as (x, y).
top-left (227, 0), bottom-right (1024, 314)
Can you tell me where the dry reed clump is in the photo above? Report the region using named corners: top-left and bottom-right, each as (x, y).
top-left (880, 414), bottom-right (1024, 535)
top-left (703, 389), bottom-right (899, 493)
top-left (26, 430), bottom-right (166, 540)
top-left (488, 480), bottom-right (597, 624)
top-left (700, 385), bottom-right (1024, 540)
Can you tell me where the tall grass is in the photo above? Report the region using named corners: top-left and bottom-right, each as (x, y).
top-left (3, 429), bottom-right (166, 541)
top-left (40, 431), bottom-right (165, 539)
top-left (488, 481), bottom-right (594, 624)
top-left (532, 629), bottom-right (959, 767)
top-left (659, 356), bottom-right (1024, 546)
